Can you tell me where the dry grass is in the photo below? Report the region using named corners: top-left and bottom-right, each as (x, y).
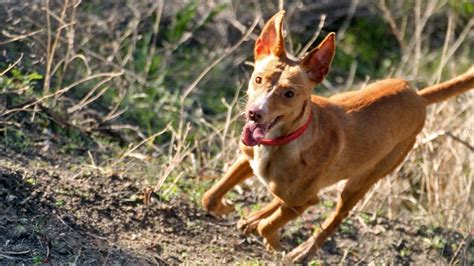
top-left (0, 0), bottom-right (472, 235)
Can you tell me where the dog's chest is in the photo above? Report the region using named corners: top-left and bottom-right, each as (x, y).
top-left (249, 145), bottom-right (299, 187)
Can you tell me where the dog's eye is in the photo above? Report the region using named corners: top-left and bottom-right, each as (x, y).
top-left (284, 90), bottom-right (295, 98)
top-left (255, 76), bottom-right (262, 84)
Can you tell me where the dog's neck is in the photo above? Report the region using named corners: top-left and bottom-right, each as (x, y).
top-left (265, 99), bottom-right (313, 144)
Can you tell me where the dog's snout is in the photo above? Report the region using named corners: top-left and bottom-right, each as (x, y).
top-left (248, 109), bottom-right (263, 122)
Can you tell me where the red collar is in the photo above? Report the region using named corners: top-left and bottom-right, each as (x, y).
top-left (259, 111), bottom-right (313, 146)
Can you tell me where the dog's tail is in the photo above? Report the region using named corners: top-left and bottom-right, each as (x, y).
top-left (418, 66), bottom-right (474, 105)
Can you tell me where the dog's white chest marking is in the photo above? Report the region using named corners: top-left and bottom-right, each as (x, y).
top-left (249, 146), bottom-right (273, 186)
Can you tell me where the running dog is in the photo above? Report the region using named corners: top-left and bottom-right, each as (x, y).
top-left (201, 10), bottom-right (474, 262)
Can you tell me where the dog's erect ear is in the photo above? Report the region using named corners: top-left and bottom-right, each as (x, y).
top-left (254, 10), bottom-right (286, 61)
top-left (300, 32), bottom-right (336, 83)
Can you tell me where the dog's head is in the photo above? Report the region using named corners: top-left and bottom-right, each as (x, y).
top-left (242, 10), bottom-right (336, 146)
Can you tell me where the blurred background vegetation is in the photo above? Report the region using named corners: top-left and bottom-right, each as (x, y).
top-left (0, 0), bottom-right (472, 234)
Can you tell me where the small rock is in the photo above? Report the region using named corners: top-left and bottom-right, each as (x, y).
top-left (6, 194), bottom-right (17, 202)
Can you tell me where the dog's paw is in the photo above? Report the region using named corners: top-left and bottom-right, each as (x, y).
top-left (263, 235), bottom-right (282, 252)
top-left (257, 223), bottom-right (282, 252)
top-left (236, 218), bottom-right (259, 235)
top-left (202, 193), bottom-right (235, 217)
top-left (214, 198), bottom-right (235, 216)
top-left (284, 237), bottom-right (317, 263)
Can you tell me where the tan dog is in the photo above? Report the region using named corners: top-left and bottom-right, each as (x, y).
top-left (201, 10), bottom-right (474, 262)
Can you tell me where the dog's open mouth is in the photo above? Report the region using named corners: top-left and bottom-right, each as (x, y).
top-left (241, 116), bottom-right (283, 146)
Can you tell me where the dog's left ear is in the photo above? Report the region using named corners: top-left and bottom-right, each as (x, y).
top-left (254, 10), bottom-right (286, 60)
top-left (300, 32), bottom-right (336, 83)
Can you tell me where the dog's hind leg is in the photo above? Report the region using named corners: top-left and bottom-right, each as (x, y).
top-left (201, 156), bottom-right (253, 217)
top-left (286, 137), bottom-right (417, 263)
top-left (237, 198), bottom-right (282, 235)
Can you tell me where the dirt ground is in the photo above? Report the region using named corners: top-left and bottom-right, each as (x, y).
top-left (0, 144), bottom-right (472, 265)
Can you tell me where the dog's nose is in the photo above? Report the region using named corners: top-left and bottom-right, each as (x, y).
top-left (248, 109), bottom-right (263, 122)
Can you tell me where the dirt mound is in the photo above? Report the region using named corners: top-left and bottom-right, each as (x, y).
top-left (0, 146), bottom-right (472, 264)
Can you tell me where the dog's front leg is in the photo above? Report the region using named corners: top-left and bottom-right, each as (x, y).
top-left (257, 202), bottom-right (313, 251)
top-left (237, 198), bottom-right (282, 234)
top-left (201, 156), bottom-right (253, 217)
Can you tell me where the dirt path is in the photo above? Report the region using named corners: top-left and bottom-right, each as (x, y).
top-left (0, 146), bottom-right (471, 264)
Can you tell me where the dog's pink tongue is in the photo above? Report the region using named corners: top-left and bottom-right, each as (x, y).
top-left (241, 122), bottom-right (266, 146)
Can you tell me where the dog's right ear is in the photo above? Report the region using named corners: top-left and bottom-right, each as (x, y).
top-left (254, 10), bottom-right (286, 61)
